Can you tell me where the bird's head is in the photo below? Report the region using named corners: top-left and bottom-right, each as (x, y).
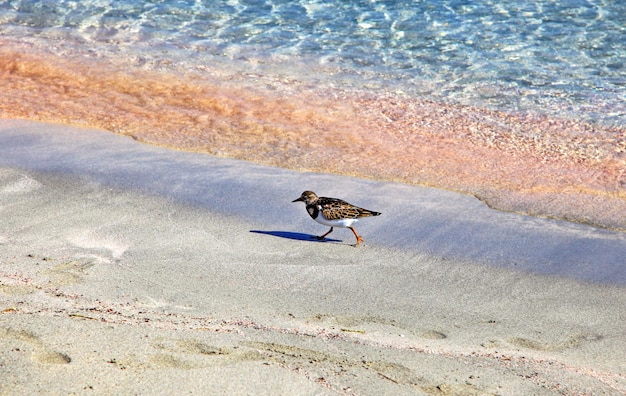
top-left (292, 191), bottom-right (318, 205)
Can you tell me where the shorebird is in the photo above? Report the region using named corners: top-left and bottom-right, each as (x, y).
top-left (292, 190), bottom-right (381, 246)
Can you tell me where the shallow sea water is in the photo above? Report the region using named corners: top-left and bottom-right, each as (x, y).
top-left (0, 0), bottom-right (625, 228)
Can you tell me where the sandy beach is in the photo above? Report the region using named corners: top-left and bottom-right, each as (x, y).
top-left (1, 119), bottom-right (625, 395)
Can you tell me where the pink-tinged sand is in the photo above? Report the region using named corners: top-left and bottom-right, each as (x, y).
top-left (1, 45), bottom-right (625, 230)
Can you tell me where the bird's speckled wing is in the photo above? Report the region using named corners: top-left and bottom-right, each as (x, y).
top-left (317, 197), bottom-right (380, 220)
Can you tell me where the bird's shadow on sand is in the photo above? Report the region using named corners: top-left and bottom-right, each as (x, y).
top-left (250, 230), bottom-right (342, 243)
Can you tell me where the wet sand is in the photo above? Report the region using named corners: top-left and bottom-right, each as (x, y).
top-left (1, 120), bottom-right (625, 394)
top-left (1, 41), bottom-right (625, 230)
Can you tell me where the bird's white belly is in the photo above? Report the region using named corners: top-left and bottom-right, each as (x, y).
top-left (314, 216), bottom-right (358, 228)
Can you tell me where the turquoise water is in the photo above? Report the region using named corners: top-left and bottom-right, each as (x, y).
top-left (1, 0), bottom-right (624, 126)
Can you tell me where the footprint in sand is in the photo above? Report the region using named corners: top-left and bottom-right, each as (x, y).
top-left (44, 260), bottom-right (95, 287)
top-left (507, 333), bottom-right (603, 352)
top-left (108, 338), bottom-right (263, 370)
top-left (67, 232), bottom-right (129, 261)
top-left (0, 283), bottom-right (39, 296)
top-left (417, 330), bottom-right (448, 340)
top-left (151, 337), bottom-right (232, 356)
top-left (244, 341), bottom-right (422, 384)
top-left (310, 313), bottom-right (399, 331)
top-left (0, 328), bottom-right (71, 364)
top-left (1, 255), bottom-right (94, 293)
top-left (309, 313), bottom-right (447, 340)
top-left (246, 341), bottom-right (484, 394)
top-left (148, 353), bottom-right (197, 369)
top-left (0, 171), bottom-right (42, 195)
top-left (32, 349), bottom-right (72, 364)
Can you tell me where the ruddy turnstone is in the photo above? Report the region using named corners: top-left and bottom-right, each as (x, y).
top-left (292, 191), bottom-right (381, 246)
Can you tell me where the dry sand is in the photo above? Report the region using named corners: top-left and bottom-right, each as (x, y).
top-left (1, 119), bottom-right (625, 395)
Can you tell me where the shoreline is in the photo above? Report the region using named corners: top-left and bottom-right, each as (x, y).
top-left (1, 44), bottom-right (625, 230)
top-left (1, 119), bottom-right (625, 284)
top-left (1, 120), bottom-right (625, 394)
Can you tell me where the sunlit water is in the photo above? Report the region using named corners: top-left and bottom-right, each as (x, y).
top-left (1, 0), bottom-right (625, 229)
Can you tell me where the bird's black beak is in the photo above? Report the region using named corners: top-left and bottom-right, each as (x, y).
top-left (292, 197), bottom-right (304, 203)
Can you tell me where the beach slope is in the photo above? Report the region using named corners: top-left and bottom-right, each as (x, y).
top-left (1, 120), bottom-right (625, 395)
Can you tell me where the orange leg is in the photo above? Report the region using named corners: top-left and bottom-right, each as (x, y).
top-left (349, 227), bottom-right (364, 247)
top-left (317, 227), bottom-right (334, 240)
